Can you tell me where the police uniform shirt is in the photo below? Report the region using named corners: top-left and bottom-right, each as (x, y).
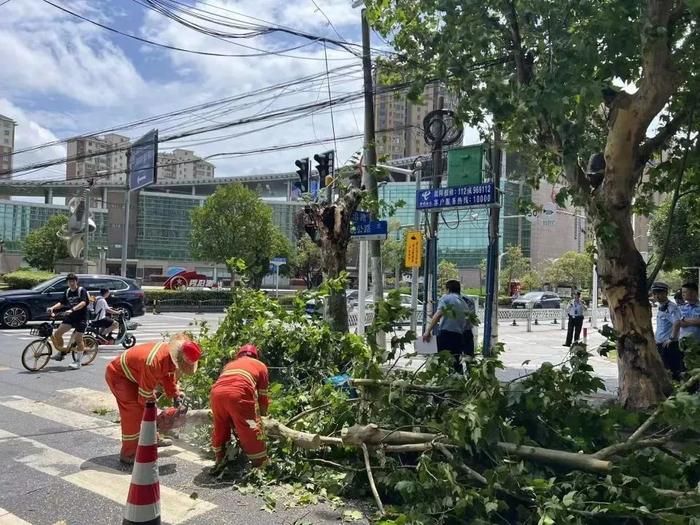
top-left (679, 301), bottom-right (700, 341)
top-left (567, 300), bottom-right (584, 318)
top-left (655, 300), bottom-right (680, 344)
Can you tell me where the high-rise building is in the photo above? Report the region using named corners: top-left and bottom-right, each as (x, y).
top-left (374, 82), bottom-right (458, 160)
top-left (66, 135), bottom-right (214, 184)
top-left (0, 114), bottom-right (17, 178)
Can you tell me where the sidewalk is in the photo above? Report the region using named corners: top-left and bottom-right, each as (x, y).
top-left (390, 318), bottom-right (619, 395)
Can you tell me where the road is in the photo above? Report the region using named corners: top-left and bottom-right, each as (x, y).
top-left (0, 313), bottom-right (366, 525)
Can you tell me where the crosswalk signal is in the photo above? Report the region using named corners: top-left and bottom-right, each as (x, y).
top-left (295, 158), bottom-right (309, 193)
top-left (314, 150), bottom-right (334, 188)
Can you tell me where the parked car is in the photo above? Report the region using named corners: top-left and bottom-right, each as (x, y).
top-left (511, 291), bottom-right (561, 309)
top-left (0, 274), bottom-right (145, 328)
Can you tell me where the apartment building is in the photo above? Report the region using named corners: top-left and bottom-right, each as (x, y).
top-left (0, 115), bottom-right (16, 177)
top-left (66, 135), bottom-right (214, 184)
top-left (375, 83), bottom-right (459, 160)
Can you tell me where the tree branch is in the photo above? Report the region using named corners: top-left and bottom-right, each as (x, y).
top-left (593, 435), bottom-right (674, 460)
top-left (639, 110), bottom-right (687, 161)
top-left (361, 443), bottom-right (385, 516)
top-left (647, 127), bottom-right (696, 287)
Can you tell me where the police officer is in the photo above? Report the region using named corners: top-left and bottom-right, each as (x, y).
top-left (651, 282), bottom-right (683, 380)
top-left (672, 282), bottom-right (700, 348)
top-left (564, 291), bottom-right (585, 346)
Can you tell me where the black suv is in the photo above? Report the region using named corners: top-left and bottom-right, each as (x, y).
top-left (0, 274), bottom-right (145, 328)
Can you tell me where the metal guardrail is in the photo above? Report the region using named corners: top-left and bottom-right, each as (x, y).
top-left (348, 311), bottom-right (375, 327)
top-left (151, 298), bottom-right (230, 314)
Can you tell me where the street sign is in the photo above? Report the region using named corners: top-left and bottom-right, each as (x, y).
top-left (404, 230), bottom-right (423, 268)
top-left (271, 258), bottom-right (287, 265)
top-left (416, 182), bottom-right (496, 211)
top-left (525, 202), bottom-right (557, 224)
top-left (351, 219), bottom-right (388, 240)
top-left (447, 144), bottom-right (488, 187)
top-left (351, 211), bottom-right (371, 224)
top-left (129, 129), bottom-right (158, 191)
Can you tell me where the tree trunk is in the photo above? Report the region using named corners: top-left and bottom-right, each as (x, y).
top-left (321, 241), bottom-right (350, 332)
top-left (595, 206), bottom-right (672, 409)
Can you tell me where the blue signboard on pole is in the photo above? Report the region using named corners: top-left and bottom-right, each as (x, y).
top-left (129, 129), bottom-right (158, 191)
top-left (416, 182), bottom-right (496, 211)
top-left (351, 219), bottom-right (388, 240)
top-left (351, 211), bottom-right (371, 224)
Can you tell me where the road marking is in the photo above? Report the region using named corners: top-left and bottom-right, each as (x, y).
top-left (0, 397), bottom-right (213, 467)
top-left (0, 429), bottom-right (216, 524)
top-left (0, 507), bottom-right (33, 525)
top-left (0, 367), bottom-right (9, 372)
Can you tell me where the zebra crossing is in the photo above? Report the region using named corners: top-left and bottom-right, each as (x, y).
top-left (0, 389), bottom-right (218, 525)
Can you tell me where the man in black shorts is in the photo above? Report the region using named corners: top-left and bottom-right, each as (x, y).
top-left (47, 273), bottom-right (88, 370)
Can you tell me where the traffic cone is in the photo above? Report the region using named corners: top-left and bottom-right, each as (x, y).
top-left (123, 400), bottom-right (161, 525)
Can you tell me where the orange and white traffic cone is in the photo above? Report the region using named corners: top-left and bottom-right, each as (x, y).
top-left (123, 400), bottom-right (161, 525)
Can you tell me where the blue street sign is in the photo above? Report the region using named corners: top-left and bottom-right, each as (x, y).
top-left (351, 211), bottom-right (371, 224)
top-left (351, 219), bottom-right (388, 240)
top-left (129, 129), bottom-right (158, 191)
top-left (416, 182), bottom-right (496, 211)
top-left (271, 258), bottom-right (287, 265)
top-left (310, 179), bottom-right (319, 199)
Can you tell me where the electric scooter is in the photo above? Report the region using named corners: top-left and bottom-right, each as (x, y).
top-left (87, 311), bottom-right (136, 348)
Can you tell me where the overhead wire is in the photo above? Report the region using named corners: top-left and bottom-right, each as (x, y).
top-left (41, 0), bottom-right (358, 60)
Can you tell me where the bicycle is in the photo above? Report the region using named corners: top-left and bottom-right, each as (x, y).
top-left (21, 316), bottom-right (99, 372)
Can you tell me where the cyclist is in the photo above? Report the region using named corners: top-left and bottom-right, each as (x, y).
top-left (46, 273), bottom-right (89, 370)
top-left (92, 288), bottom-right (121, 342)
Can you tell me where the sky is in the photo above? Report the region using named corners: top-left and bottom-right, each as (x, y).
top-left (0, 0), bottom-right (386, 182)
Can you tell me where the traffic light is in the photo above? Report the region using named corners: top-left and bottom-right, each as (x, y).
top-left (295, 158), bottom-right (309, 193)
top-left (314, 150), bottom-right (334, 188)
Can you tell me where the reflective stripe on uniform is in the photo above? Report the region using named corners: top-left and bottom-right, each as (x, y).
top-left (138, 387), bottom-right (154, 399)
top-left (258, 389), bottom-right (269, 396)
top-left (212, 445), bottom-right (222, 452)
top-left (220, 369), bottom-right (256, 387)
top-left (122, 432), bottom-right (140, 441)
top-left (120, 351), bottom-right (137, 383)
top-left (246, 450), bottom-right (267, 460)
top-left (146, 342), bottom-right (165, 366)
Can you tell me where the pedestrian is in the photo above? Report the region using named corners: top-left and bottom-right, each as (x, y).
top-left (91, 288), bottom-right (120, 342)
top-left (672, 282), bottom-right (700, 348)
top-left (564, 291), bottom-right (585, 346)
top-left (210, 344), bottom-right (270, 469)
top-left (461, 294), bottom-right (477, 357)
top-left (423, 279), bottom-right (470, 373)
top-left (651, 282), bottom-right (684, 380)
top-left (105, 334), bottom-right (202, 464)
top-left (46, 273), bottom-right (89, 370)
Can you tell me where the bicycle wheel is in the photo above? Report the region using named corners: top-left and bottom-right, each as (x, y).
top-left (21, 339), bottom-right (52, 372)
top-left (72, 336), bottom-right (99, 366)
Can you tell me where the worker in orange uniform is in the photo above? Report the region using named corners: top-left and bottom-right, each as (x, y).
top-left (210, 344), bottom-right (270, 468)
top-left (105, 334), bottom-right (202, 464)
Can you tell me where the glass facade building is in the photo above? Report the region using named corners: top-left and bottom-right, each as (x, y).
top-left (0, 199), bottom-right (107, 257)
top-left (134, 193), bottom-right (303, 262)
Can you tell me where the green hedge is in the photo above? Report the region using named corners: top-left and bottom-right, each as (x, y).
top-left (1, 270), bottom-right (56, 289)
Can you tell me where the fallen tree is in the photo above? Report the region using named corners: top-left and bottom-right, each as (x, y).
top-left (179, 287), bottom-right (700, 524)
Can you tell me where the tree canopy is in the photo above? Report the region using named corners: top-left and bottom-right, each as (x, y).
top-left (368, 0), bottom-right (700, 408)
top-left (500, 245), bottom-right (530, 294)
top-left (649, 196), bottom-right (700, 272)
top-left (23, 214), bottom-right (69, 271)
top-left (543, 251), bottom-right (594, 291)
top-left (190, 183), bottom-right (290, 288)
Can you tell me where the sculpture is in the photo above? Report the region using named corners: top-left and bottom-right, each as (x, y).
top-left (58, 196), bottom-right (96, 259)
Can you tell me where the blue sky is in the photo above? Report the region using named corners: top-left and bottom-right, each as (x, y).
top-left (1, 0), bottom-right (376, 179)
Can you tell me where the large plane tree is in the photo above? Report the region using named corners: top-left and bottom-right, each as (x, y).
top-left (368, 0), bottom-right (699, 408)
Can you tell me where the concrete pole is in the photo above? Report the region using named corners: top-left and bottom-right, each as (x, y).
top-left (83, 181), bottom-right (92, 273)
top-left (120, 189), bottom-right (131, 277)
top-left (361, 9), bottom-right (383, 346)
top-left (591, 261), bottom-right (598, 328)
top-left (357, 240), bottom-right (368, 335)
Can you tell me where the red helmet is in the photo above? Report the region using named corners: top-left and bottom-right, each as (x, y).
top-left (236, 344), bottom-right (259, 359)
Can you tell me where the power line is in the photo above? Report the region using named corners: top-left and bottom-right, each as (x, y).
top-left (41, 0), bottom-right (358, 61)
top-left (10, 63), bottom-right (362, 156)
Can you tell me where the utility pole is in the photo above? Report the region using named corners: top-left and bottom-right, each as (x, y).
top-left (427, 96), bottom-right (444, 316)
top-left (483, 130), bottom-right (503, 356)
top-left (83, 179), bottom-right (93, 273)
top-left (121, 152), bottom-right (131, 278)
top-left (361, 9), bottom-right (384, 314)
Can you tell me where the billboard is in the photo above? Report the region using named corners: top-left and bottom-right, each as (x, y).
top-left (129, 129), bottom-right (158, 191)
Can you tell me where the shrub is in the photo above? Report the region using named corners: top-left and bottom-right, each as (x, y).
top-left (2, 270), bottom-right (56, 289)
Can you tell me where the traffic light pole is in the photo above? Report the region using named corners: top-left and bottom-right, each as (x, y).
top-left (361, 9), bottom-right (384, 331)
top-left (121, 153), bottom-right (131, 278)
top-left (427, 97), bottom-right (444, 323)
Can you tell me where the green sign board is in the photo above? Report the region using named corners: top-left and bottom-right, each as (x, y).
top-left (447, 144), bottom-right (488, 187)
